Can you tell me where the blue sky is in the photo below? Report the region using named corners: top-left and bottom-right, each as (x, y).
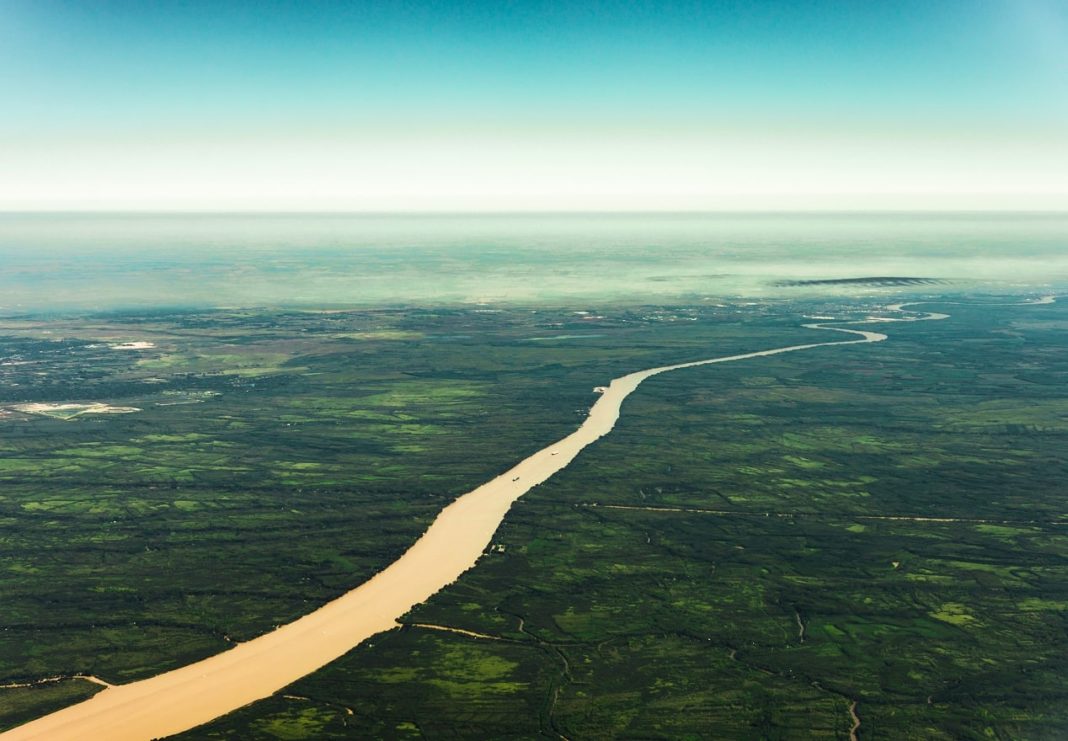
top-left (1, 0), bottom-right (1066, 209)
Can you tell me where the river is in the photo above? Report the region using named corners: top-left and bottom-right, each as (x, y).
top-left (5, 301), bottom-right (1027, 740)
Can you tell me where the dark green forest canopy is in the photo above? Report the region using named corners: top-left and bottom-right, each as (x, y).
top-left (0, 301), bottom-right (805, 728)
top-left (2, 295), bottom-right (1066, 739)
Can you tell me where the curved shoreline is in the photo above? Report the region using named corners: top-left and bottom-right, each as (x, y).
top-left (2, 299), bottom-right (1048, 740)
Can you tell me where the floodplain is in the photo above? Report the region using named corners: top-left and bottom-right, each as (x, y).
top-left (179, 295), bottom-right (1068, 740)
top-left (1, 289), bottom-right (1065, 739)
top-left (0, 300), bottom-right (811, 732)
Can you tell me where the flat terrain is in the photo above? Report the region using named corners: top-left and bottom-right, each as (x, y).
top-left (2, 295), bottom-right (1065, 738)
top-left (178, 296), bottom-right (1068, 740)
top-left (0, 301), bottom-right (811, 731)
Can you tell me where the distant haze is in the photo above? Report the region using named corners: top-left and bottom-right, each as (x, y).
top-left (0, 213), bottom-right (1063, 312)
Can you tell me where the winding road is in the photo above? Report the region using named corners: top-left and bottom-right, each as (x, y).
top-left (2, 298), bottom-right (1052, 740)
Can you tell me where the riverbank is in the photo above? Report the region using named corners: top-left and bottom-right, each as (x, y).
top-left (0, 305), bottom-right (961, 740)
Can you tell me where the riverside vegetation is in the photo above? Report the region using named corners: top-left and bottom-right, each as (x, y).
top-left (0, 301), bottom-right (807, 731)
top-left (185, 296), bottom-right (1067, 740)
top-left (2, 295), bottom-right (1066, 739)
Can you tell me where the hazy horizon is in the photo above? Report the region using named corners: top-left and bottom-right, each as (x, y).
top-left (2, 211), bottom-right (1063, 314)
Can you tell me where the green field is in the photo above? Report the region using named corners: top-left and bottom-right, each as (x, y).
top-left (2, 295), bottom-right (1066, 738)
top-left (0, 301), bottom-right (809, 731)
top-left (183, 297), bottom-right (1068, 740)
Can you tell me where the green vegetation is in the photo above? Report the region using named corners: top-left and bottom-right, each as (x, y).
top-left (180, 296), bottom-right (1068, 739)
top-left (0, 680), bottom-right (104, 734)
top-left (0, 302), bottom-right (809, 731)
